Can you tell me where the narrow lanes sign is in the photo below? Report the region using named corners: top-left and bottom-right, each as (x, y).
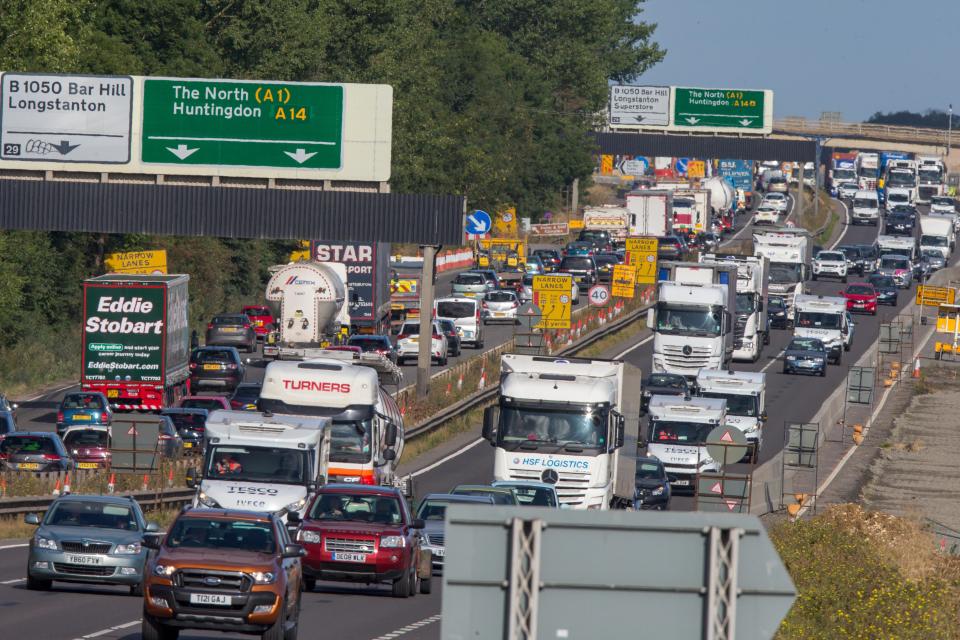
top-left (141, 78), bottom-right (344, 169)
top-left (673, 87), bottom-right (766, 131)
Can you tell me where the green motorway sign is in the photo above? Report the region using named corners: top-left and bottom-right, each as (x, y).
top-left (673, 87), bottom-right (765, 130)
top-left (141, 78), bottom-right (344, 169)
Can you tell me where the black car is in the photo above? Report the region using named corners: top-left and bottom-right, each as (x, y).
top-left (634, 457), bottom-right (671, 510)
top-left (0, 432), bottom-right (73, 471)
top-left (578, 229), bottom-right (613, 253)
top-left (867, 274), bottom-right (898, 305)
top-left (188, 346), bottom-right (245, 392)
top-left (836, 245), bottom-right (867, 275)
top-left (656, 236), bottom-right (685, 260)
top-left (229, 382), bottom-right (262, 410)
top-left (886, 204), bottom-right (917, 222)
top-left (767, 296), bottom-right (790, 329)
top-left (594, 253), bottom-right (619, 283)
top-left (160, 408), bottom-right (208, 455)
top-left (783, 337), bottom-right (828, 377)
top-left (884, 212), bottom-right (914, 236)
top-left (533, 249), bottom-right (561, 272)
top-left (558, 255), bottom-right (598, 287)
top-left (437, 319), bottom-right (462, 357)
top-left (346, 334), bottom-right (399, 364)
top-left (641, 373), bottom-right (689, 414)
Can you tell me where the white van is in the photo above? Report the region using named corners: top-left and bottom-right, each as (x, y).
top-left (434, 296), bottom-right (484, 348)
top-left (851, 190), bottom-right (880, 225)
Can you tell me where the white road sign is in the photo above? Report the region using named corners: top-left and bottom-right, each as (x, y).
top-left (609, 85), bottom-right (670, 127)
top-left (588, 284), bottom-right (610, 307)
top-left (1, 73), bottom-right (133, 163)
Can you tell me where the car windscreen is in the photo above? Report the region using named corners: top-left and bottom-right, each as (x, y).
top-left (180, 398), bottom-right (225, 411)
top-left (636, 461), bottom-right (664, 480)
top-left (309, 493), bottom-right (402, 524)
top-left (164, 412), bottom-right (207, 430)
top-left (502, 485), bottom-right (557, 507)
top-left (400, 324), bottom-right (420, 336)
top-left (231, 385), bottom-right (261, 402)
top-left (789, 338), bottom-right (823, 352)
top-left (44, 501), bottom-right (138, 530)
top-left (869, 275), bottom-right (895, 288)
top-left (647, 374), bottom-right (685, 390)
top-left (166, 517), bottom-right (275, 553)
top-left (485, 292), bottom-right (515, 302)
top-left (880, 257), bottom-right (910, 270)
top-left (846, 285), bottom-right (874, 295)
top-left (206, 445), bottom-right (309, 485)
top-left (62, 394), bottom-right (105, 410)
top-left (64, 430), bottom-right (110, 448)
top-left (417, 499), bottom-right (456, 520)
top-left (436, 301), bottom-right (476, 318)
top-left (560, 257), bottom-right (593, 270)
top-left (853, 198), bottom-right (877, 208)
top-left (454, 274), bottom-right (484, 285)
top-left (192, 350), bottom-right (235, 364)
top-left (817, 252), bottom-right (844, 262)
top-left (0, 436), bottom-right (57, 454)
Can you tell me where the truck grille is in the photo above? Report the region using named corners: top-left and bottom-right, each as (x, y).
top-left (661, 344), bottom-right (713, 370)
top-left (61, 541), bottom-right (112, 554)
top-left (427, 534), bottom-right (445, 546)
top-left (176, 569), bottom-right (251, 592)
top-left (508, 468), bottom-right (590, 506)
top-left (324, 537), bottom-right (376, 554)
top-left (54, 563), bottom-right (115, 577)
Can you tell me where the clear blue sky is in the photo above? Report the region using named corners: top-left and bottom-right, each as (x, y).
top-left (636, 0), bottom-right (959, 122)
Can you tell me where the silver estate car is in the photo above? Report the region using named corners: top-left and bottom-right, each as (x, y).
top-left (24, 494), bottom-right (160, 594)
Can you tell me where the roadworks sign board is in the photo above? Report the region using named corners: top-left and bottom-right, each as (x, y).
top-left (625, 237), bottom-right (658, 284)
top-left (916, 285), bottom-right (955, 306)
top-left (105, 250), bottom-right (168, 275)
top-left (532, 275), bottom-right (572, 329)
top-left (611, 265), bottom-right (637, 298)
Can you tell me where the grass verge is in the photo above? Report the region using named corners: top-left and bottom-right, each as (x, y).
top-left (577, 317), bottom-right (646, 358)
top-left (401, 405), bottom-right (486, 463)
top-left (0, 325), bottom-right (80, 397)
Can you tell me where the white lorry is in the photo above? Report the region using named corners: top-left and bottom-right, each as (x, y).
top-left (851, 190), bottom-right (880, 225)
top-left (645, 396), bottom-right (725, 491)
top-left (263, 261), bottom-right (351, 359)
top-left (625, 190), bottom-right (673, 237)
top-left (648, 262), bottom-right (738, 377)
top-left (701, 254), bottom-right (770, 363)
top-left (917, 157), bottom-right (945, 203)
top-left (257, 355), bottom-right (405, 486)
top-left (885, 164), bottom-right (917, 203)
top-left (856, 152), bottom-right (879, 190)
top-left (671, 189), bottom-right (709, 235)
top-left (752, 229), bottom-right (812, 318)
top-left (696, 370), bottom-right (766, 462)
top-left (919, 216), bottom-right (954, 259)
top-left (583, 206), bottom-right (630, 247)
top-left (190, 411), bottom-right (331, 517)
top-left (793, 294), bottom-right (852, 365)
top-left (481, 354), bottom-right (641, 510)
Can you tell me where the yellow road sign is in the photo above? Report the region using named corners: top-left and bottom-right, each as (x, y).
top-left (600, 155), bottom-right (614, 175)
top-left (533, 275), bottom-right (572, 329)
top-left (104, 250), bottom-right (168, 275)
top-left (611, 264), bottom-right (637, 298)
top-left (687, 160), bottom-right (705, 179)
top-left (625, 237), bottom-right (658, 284)
top-left (568, 219), bottom-right (584, 230)
top-left (916, 285), bottom-right (956, 307)
top-left (494, 207), bottom-right (518, 237)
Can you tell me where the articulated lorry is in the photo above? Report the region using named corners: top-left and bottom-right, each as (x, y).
top-left (482, 354), bottom-right (641, 510)
top-left (670, 189), bottom-right (709, 237)
top-left (856, 152), bottom-right (879, 191)
top-left (625, 190), bottom-right (673, 237)
top-left (81, 274), bottom-right (190, 410)
top-left (917, 158), bottom-right (946, 203)
top-left (701, 254), bottom-right (770, 363)
top-left (648, 262), bottom-right (738, 377)
top-left (645, 396), bottom-right (725, 490)
top-left (311, 242), bottom-right (391, 335)
top-left (752, 229), bottom-right (812, 319)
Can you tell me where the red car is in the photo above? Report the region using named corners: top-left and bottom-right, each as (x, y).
top-left (242, 304), bottom-right (275, 339)
top-left (295, 485), bottom-right (431, 598)
top-left (62, 426), bottom-right (111, 469)
top-left (176, 395), bottom-right (231, 412)
top-left (841, 283), bottom-right (878, 315)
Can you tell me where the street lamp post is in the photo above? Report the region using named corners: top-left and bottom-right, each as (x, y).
top-left (948, 104), bottom-right (953, 157)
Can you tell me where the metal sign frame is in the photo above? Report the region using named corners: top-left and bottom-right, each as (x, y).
top-left (780, 422), bottom-right (820, 513)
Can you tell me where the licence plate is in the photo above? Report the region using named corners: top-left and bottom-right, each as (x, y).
top-left (494, 312), bottom-right (506, 317)
top-left (672, 479), bottom-right (690, 486)
top-left (183, 442), bottom-right (193, 448)
top-left (332, 552), bottom-right (367, 562)
top-left (66, 554), bottom-right (102, 565)
top-left (409, 337), bottom-right (418, 343)
top-left (106, 390), bottom-right (119, 398)
top-left (77, 462), bottom-right (99, 469)
top-left (190, 593), bottom-right (232, 606)
top-left (73, 414), bottom-right (92, 421)
top-left (16, 463), bottom-right (40, 470)
top-left (203, 364), bottom-right (221, 371)
top-left (221, 327), bottom-right (239, 333)
top-left (432, 547), bottom-right (445, 557)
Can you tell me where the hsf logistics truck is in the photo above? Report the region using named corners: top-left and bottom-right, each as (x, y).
top-left (81, 274), bottom-right (190, 410)
top-left (701, 254), bottom-right (770, 363)
top-left (648, 262), bottom-right (738, 378)
top-left (482, 354), bottom-right (641, 510)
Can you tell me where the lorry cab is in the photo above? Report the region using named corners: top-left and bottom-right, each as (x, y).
top-left (645, 396), bottom-right (725, 490)
top-left (793, 295), bottom-right (851, 364)
top-left (695, 370), bottom-right (766, 461)
top-left (257, 357), bottom-right (404, 487)
top-left (192, 411), bottom-right (331, 518)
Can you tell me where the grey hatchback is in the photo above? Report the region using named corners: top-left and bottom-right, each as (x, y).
top-left (24, 494), bottom-right (159, 594)
top-left (205, 313), bottom-right (257, 352)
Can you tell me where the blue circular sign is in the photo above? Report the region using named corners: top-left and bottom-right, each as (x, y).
top-left (675, 157), bottom-right (690, 174)
top-left (465, 210), bottom-right (492, 235)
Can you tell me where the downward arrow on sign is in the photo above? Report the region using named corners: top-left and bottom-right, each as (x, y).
top-left (466, 214), bottom-right (489, 233)
top-left (739, 119), bottom-right (753, 126)
top-left (284, 148), bottom-right (317, 164)
top-left (52, 140), bottom-right (80, 155)
top-left (685, 117), bottom-right (700, 125)
top-left (166, 144), bottom-right (198, 160)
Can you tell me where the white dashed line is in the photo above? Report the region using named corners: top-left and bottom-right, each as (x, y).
top-left (72, 619), bottom-right (140, 640)
top-left (410, 438), bottom-right (485, 478)
top-left (369, 615), bottom-right (442, 640)
top-left (1, 578), bottom-right (25, 585)
top-left (0, 543), bottom-right (28, 551)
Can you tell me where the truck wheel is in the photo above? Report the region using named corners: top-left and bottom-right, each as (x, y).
top-left (812, 273), bottom-right (818, 281)
top-left (391, 574), bottom-right (410, 598)
top-left (142, 612), bottom-right (179, 640)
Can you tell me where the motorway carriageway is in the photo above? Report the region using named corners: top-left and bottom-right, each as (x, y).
top-left (4, 194), bottom-right (928, 640)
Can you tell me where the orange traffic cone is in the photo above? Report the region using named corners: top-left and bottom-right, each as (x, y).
top-left (142, 473), bottom-right (149, 491)
top-left (913, 358), bottom-right (921, 379)
top-left (167, 466), bottom-right (175, 488)
top-left (107, 473), bottom-right (116, 494)
top-left (52, 478), bottom-right (61, 496)
top-left (63, 473), bottom-right (71, 494)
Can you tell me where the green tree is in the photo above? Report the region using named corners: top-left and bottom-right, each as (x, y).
top-left (0, 0), bottom-right (90, 71)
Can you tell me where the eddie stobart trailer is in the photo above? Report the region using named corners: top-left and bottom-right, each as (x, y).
top-left (81, 274), bottom-right (190, 410)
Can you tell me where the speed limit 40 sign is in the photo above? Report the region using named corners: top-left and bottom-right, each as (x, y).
top-left (588, 284), bottom-right (610, 307)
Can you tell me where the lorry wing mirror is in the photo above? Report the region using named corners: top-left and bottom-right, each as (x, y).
top-left (612, 412), bottom-right (625, 451)
top-left (385, 422), bottom-right (398, 447)
top-left (185, 468), bottom-right (198, 489)
top-left (382, 448), bottom-right (396, 462)
top-left (482, 406), bottom-right (499, 445)
top-left (761, 412), bottom-right (768, 422)
top-left (286, 511), bottom-right (302, 525)
top-left (646, 307), bottom-right (655, 328)
top-left (411, 519), bottom-right (425, 530)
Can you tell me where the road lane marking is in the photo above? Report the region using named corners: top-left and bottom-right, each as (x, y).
top-left (828, 197), bottom-right (851, 250)
top-left (0, 543), bottom-right (28, 550)
top-left (1, 578), bottom-right (25, 584)
top-left (73, 619), bottom-right (140, 640)
top-left (369, 614), bottom-right (442, 640)
top-left (21, 382), bottom-right (76, 403)
top-left (410, 438), bottom-right (485, 478)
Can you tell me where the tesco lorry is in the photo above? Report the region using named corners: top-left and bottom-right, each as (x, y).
top-left (645, 396), bottom-right (725, 491)
top-left (752, 229), bottom-right (811, 318)
top-left (482, 354), bottom-right (641, 510)
top-left (625, 190), bottom-right (673, 237)
top-left (701, 254), bottom-right (770, 363)
top-left (81, 274), bottom-right (190, 410)
top-left (696, 370), bottom-right (766, 462)
top-left (648, 262), bottom-right (737, 378)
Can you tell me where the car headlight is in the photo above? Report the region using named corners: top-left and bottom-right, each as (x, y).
top-left (114, 542), bottom-right (142, 555)
top-left (251, 571), bottom-right (275, 584)
top-left (380, 536), bottom-right (406, 548)
top-left (154, 564), bottom-right (176, 577)
top-left (814, 357), bottom-right (825, 363)
top-left (35, 535), bottom-right (58, 551)
top-left (786, 355), bottom-right (797, 361)
top-left (284, 498), bottom-right (307, 514)
top-left (299, 530), bottom-right (321, 544)
top-left (651, 486), bottom-right (665, 496)
top-left (197, 491), bottom-right (221, 508)
top-left (775, 311), bottom-right (785, 317)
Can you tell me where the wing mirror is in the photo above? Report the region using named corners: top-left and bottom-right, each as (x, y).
top-left (24, 513), bottom-right (39, 525)
top-left (482, 406), bottom-right (499, 445)
top-left (385, 422), bottom-right (398, 447)
top-left (383, 448), bottom-right (396, 462)
top-left (282, 544), bottom-right (307, 559)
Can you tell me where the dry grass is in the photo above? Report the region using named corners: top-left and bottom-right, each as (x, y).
top-left (577, 317), bottom-right (645, 359)
top-left (583, 183), bottom-right (619, 206)
top-left (400, 406), bottom-right (485, 464)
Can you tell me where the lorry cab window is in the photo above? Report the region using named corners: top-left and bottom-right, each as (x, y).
top-left (329, 421), bottom-right (372, 463)
top-left (650, 421), bottom-right (713, 444)
top-left (699, 392), bottom-right (758, 417)
top-left (796, 312), bottom-right (841, 329)
top-left (498, 403), bottom-right (608, 450)
top-left (768, 264), bottom-right (802, 284)
top-left (921, 235), bottom-right (949, 247)
top-left (205, 445), bottom-right (309, 484)
top-left (735, 293), bottom-right (756, 314)
top-left (655, 304), bottom-right (722, 336)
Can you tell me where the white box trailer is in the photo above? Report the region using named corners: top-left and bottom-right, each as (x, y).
top-left (626, 190), bottom-right (672, 237)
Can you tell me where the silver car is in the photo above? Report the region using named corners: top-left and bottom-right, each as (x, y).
top-left (451, 272), bottom-right (487, 298)
top-left (24, 494), bottom-right (159, 594)
top-left (416, 494), bottom-right (495, 573)
top-left (482, 290), bottom-right (520, 324)
top-left (877, 254), bottom-right (913, 289)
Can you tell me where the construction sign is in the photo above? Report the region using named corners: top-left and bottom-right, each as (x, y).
top-left (687, 160), bottom-right (706, 179)
top-left (568, 219), bottom-right (584, 230)
top-left (916, 285), bottom-right (956, 307)
top-left (611, 264), bottom-right (637, 298)
top-left (104, 250), bottom-right (168, 275)
top-left (494, 207), bottom-right (519, 237)
top-left (625, 237), bottom-right (658, 284)
top-left (600, 154), bottom-right (614, 175)
top-left (532, 274), bottom-right (572, 329)
top-left (289, 240), bottom-right (311, 262)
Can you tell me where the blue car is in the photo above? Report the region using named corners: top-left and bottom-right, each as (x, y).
top-left (783, 337), bottom-right (828, 377)
top-left (57, 392), bottom-right (112, 437)
top-left (634, 457), bottom-right (671, 510)
top-left (867, 274), bottom-right (898, 305)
